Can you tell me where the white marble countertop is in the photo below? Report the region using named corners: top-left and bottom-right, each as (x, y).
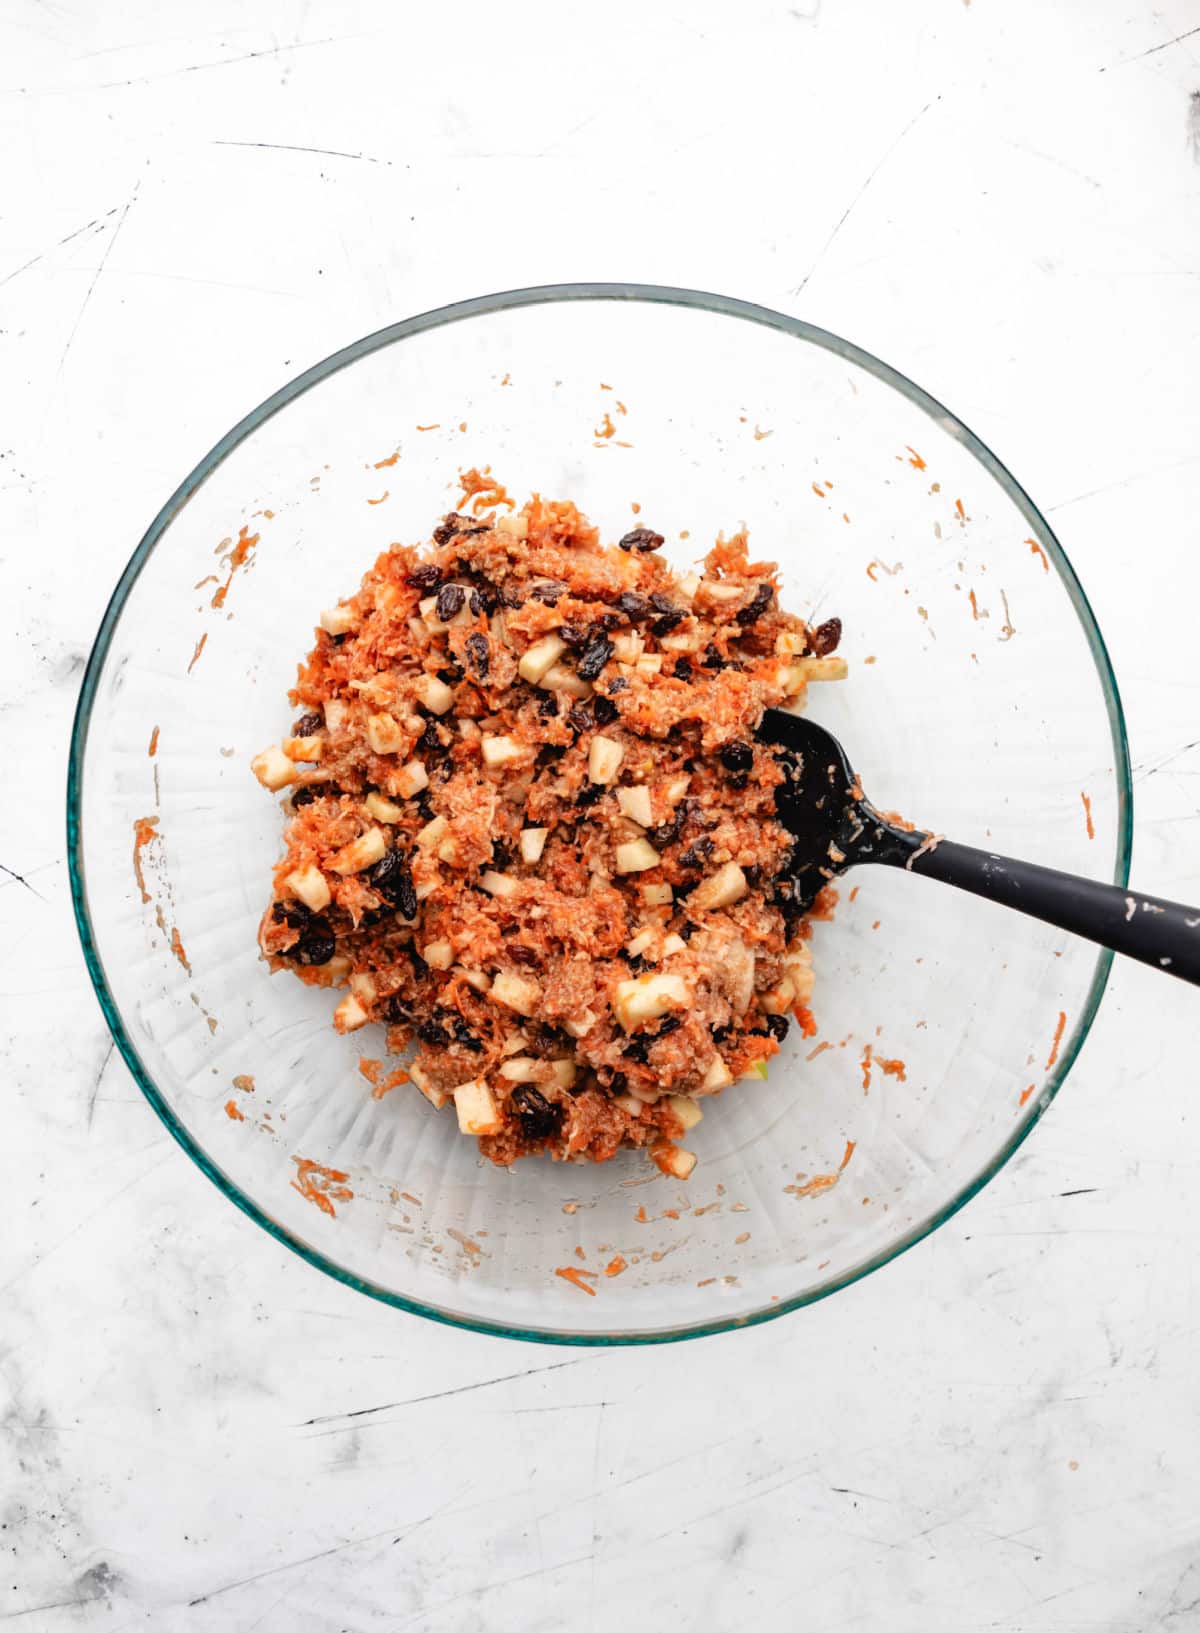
top-left (4, 1), bottom-right (1200, 1626)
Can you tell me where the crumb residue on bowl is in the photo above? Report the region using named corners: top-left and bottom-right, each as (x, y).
top-left (556, 1265), bottom-right (598, 1295)
top-left (291, 1156), bottom-right (353, 1217)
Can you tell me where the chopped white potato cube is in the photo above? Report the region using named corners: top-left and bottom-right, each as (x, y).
top-left (661, 933), bottom-right (687, 957)
top-left (793, 654), bottom-right (848, 682)
top-left (689, 861), bottom-right (749, 911)
top-left (330, 827), bottom-right (388, 875)
top-left (588, 736), bottom-right (624, 785)
top-left (655, 1144), bottom-right (697, 1180)
top-left (520, 827), bottom-right (548, 863)
top-left (283, 734), bottom-right (324, 762)
top-left (549, 1058), bottom-right (577, 1089)
top-left (422, 938), bottom-right (453, 970)
top-left (700, 1055), bottom-right (733, 1092)
top-left (285, 864), bottom-right (331, 913)
top-left (454, 1080), bottom-right (503, 1136)
top-left (490, 970), bottom-right (539, 1015)
top-left (539, 662), bottom-right (592, 698)
top-left (349, 972), bottom-right (377, 1001)
top-left (409, 1062), bottom-right (448, 1110)
top-left (611, 632), bottom-right (644, 664)
top-left (613, 972), bottom-right (691, 1030)
top-left (320, 603), bottom-right (357, 636)
top-left (251, 745), bottom-right (296, 791)
top-left (499, 1056), bottom-right (539, 1082)
top-left (333, 994), bottom-right (369, 1033)
top-left (480, 870), bottom-right (519, 899)
top-left (616, 785), bottom-right (654, 827)
top-left (415, 673), bottom-right (454, 715)
top-left (365, 791), bottom-right (405, 823)
top-left (518, 634), bottom-right (567, 685)
top-left (626, 929), bottom-right (656, 959)
top-left (393, 759), bottom-right (429, 798)
top-left (641, 881), bottom-right (674, 906)
top-left (366, 712), bottom-right (406, 755)
top-left (323, 698), bottom-right (348, 731)
top-left (667, 1094), bottom-right (704, 1130)
top-left (416, 815), bottom-right (448, 850)
top-left (615, 837), bottom-right (660, 874)
top-left (482, 734), bottom-right (529, 769)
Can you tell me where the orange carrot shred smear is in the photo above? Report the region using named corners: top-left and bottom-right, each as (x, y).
top-left (604, 1255), bottom-right (627, 1277)
top-left (555, 1266), bottom-right (597, 1296)
top-left (224, 1099), bottom-right (244, 1122)
top-left (1019, 1083), bottom-right (1036, 1107)
top-left (635, 1205), bottom-right (649, 1224)
top-left (291, 1157), bottom-right (353, 1218)
top-left (1046, 1010), bottom-right (1067, 1071)
top-left (906, 446), bottom-right (927, 470)
top-left (367, 491), bottom-right (389, 505)
top-left (374, 449), bottom-right (400, 468)
top-left (148, 725), bottom-right (159, 757)
top-left (187, 632), bottom-right (207, 673)
top-left (1081, 791), bottom-right (1094, 840)
top-left (1027, 538), bottom-right (1049, 572)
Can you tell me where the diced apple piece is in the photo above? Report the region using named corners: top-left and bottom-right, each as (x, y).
top-left (285, 865), bottom-right (331, 913)
top-left (775, 631), bottom-right (807, 657)
top-left (409, 1062), bottom-right (449, 1110)
top-left (667, 1094), bottom-right (704, 1130)
top-left (562, 1011), bottom-right (596, 1039)
top-left (518, 634), bottom-right (567, 685)
top-left (366, 712), bottom-right (406, 755)
top-left (391, 759), bottom-right (428, 798)
top-left (330, 827), bottom-right (388, 875)
top-left (320, 603), bottom-right (357, 636)
top-left (416, 814), bottom-right (448, 850)
top-left (320, 953), bottom-right (351, 984)
top-left (659, 627), bottom-right (702, 653)
top-left (588, 736), bottom-right (624, 785)
top-left (795, 654), bottom-right (848, 682)
top-left (652, 1143), bottom-right (697, 1180)
top-left (520, 827), bottom-right (548, 863)
top-left (453, 1080), bottom-right (503, 1136)
top-left (641, 881), bottom-right (674, 906)
top-left (611, 632), bottom-right (644, 664)
top-left (700, 580), bottom-right (745, 605)
top-left (490, 970), bottom-right (539, 1015)
top-left (549, 1059), bottom-right (577, 1089)
top-left (482, 734), bottom-right (529, 769)
top-left (283, 733), bottom-right (324, 762)
top-left (661, 933), bottom-right (687, 957)
top-left (700, 1055), bottom-right (733, 1092)
top-left (499, 1056), bottom-right (539, 1082)
top-left (539, 662), bottom-right (592, 699)
top-left (615, 785), bottom-right (653, 827)
top-left (333, 993), bottom-right (369, 1033)
top-left (323, 698), bottom-right (348, 731)
top-left (416, 673), bottom-right (454, 715)
top-left (626, 929), bottom-right (655, 959)
top-left (251, 745), bottom-right (296, 791)
top-left (500, 1029), bottom-right (529, 1056)
top-left (436, 836), bottom-right (460, 866)
top-left (613, 972), bottom-right (691, 1030)
top-left (495, 512), bottom-right (528, 541)
top-left (615, 837), bottom-right (660, 874)
top-left (365, 791), bottom-right (405, 824)
top-left (350, 972), bottom-right (377, 1001)
top-left (759, 977), bottom-right (796, 1015)
top-left (422, 938), bottom-right (453, 970)
top-left (480, 870), bottom-right (519, 899)
top-left (689, 861), bottom-right (748, 911)
top-left (677, 572), bottom-right (701, 602)
top-left (664, 775), bottom-right (691, 806)
top-left (614, 1093), bottom-right (644, 1115)
top-left (636, 654), bottom-right (663, 675)
top-left (458, 967), bottom-right (492, 993)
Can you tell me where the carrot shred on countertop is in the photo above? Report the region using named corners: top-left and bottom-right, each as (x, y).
top-left (1046, 1010), bottom-right (1067, 1071)
top-left (416, 423), bottom-right (440, 432)
top-left (148, 725), bottom-right (159, 757)
top-left (186, 632), bottom-right (207, 673)
top-left (556, 1266), bottom-right (598, 1296)
top-left (905, 446), bottom-right (927, 470)
top-left (604, 1255), bottom-right (627, 1277)
top-left (848, 885), bottom-right (859, 902)
top-left (795, 1005), bottom-right (818, 1038)
top-left (169, 927), bottom-right (191, 974)
top-left (1081, 791), bottom-right (1095, 841)
top-left (1019, 1083), bottom-right (1036, 1107)
top-left (1028, 538), bottom-right (1049, 572)
top-left (861, 1046), bottom-right (873, 1093)
top-left (875, 1055), bottom-right (906, 1080)
top-left (595, 412), bottom-right (616, 439)
top-left (224, 1099), bottom-right (244, 1122)
top-left (374, 449), bottom-right (400, 468)
top-left (232, 1074), bottom-right (255, 1093)
top-left (955, 498), bottom-right (966, 520)
top-left (635, 1205), bottom-right (649, 1224)
top-left (806, 1040), bottom-right (832, 1062)
top-left (291, 1157), bottom-right (353, 1218)
top-left (968, 589), bottom-right (982, 621)
top-left (367, 491), bottom-right (389, 505)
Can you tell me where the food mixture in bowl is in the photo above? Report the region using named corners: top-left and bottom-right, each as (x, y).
top-left (252, 479), bottom-right (846, 1177)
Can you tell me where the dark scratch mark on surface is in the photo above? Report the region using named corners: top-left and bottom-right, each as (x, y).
top-left (299, 1358), bottom-right (586, 1431)
top-left (793, 98), bottom-right (936, 296)
top-left (56, 183), bottom-right (139, 377)
top-left (87, 1040), bottom-right (116, 1129)
top-left (1059, 1187), bottom-right (1098, 1198)
top-left (0, 860), bottom-right (46, 901)
top-left (188, 1522), bottom-right (411, 1606)
top-left (1100, 24), bottom-right (1200, 70)
top-left (61, 32), bottom-right (370, 92)
top-left (1189, 92), bottom-right (1200, 161)
top-left (212, 140), bottom-right (380, 163)
top-left (0, 207), bottom-right (116, 290)
top-left (0, 1595), bottom-right (105, 1622)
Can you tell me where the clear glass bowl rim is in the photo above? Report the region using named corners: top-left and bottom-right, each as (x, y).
top-left (66, 282), bottom-right (1133, 1346)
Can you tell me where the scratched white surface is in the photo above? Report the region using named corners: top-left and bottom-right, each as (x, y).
top-left (4, 1), bottom-right (1200, 1627)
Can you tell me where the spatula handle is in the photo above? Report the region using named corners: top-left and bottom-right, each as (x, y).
top-left (886, 836), bottom-right (1200, 986)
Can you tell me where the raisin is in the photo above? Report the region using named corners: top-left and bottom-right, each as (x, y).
top-left (618, 528), bottom-right (665, 553)
top-left (406, 562), bottom-right (442, 591)
top-left (559, 621), bottom-right (590, 650)
top-left (271, 900), bottom-right (311, 930)
top-left (809, 616), bottom-right (843, 656)
top-left (431, 514), bottom-right (485, 547)
top-left (720, 741), bottom-right (754, 774)
top-left (500, 584), bottom-right (524, 609)
top-left (652, 611), bottom-right (684, 637)
top-left (616, 591), bottom-right (651, 622)
top-left (416, 793), bottom-right (436, 824)
top-left (673, 657), bottom-right (692, 680)
top-left (491, 841), bottom-right (513, 871)
top-left (465, 632), bottom-right (489, 680)
top-left (607, 677), bottom-right (629, 694)
top-left (677, 921), bottom-right (695, 940)
top-left (383, 994), bottom-right (413, 1023)
top-left (765, 1013), bottom-right (790, 1042)
top-left (742, 864), bottom-right (761, 888)
top-left (417, 1018), bottom-right (448, 1046)
top-left (417, 721), bottom-right (443, 755)
top-left (577, 636), bottom-right (613, 681)
top-left (606, 1072), bottom-right (627, 1096)
top-left (649, 812), bottom-right (683, 848)
top-left (452, 1017), bottom-right (484, 1052)
top-left (623, 1034), bottom-right (651, 1064)
top-left (292, 711), bottom-right (322, 737)
top-left (678, 837), bottom-right (714, 869)
top-left (290, 784), bottom-right (326, 808)
top-left (649, 592), bottom-right (677, 615)
top-left (736, 583), bottom-right (774, 625)
top-left (537, 692), bottom-right (560, 721)
top-left (576, 783), bottom-right (602, 807)
top-left (508, 943), bottom-right (537, 965)
top-left (592, 695), bottom-right (619, 726)
top-left (655, 1016), bottom-right (682, 1039)
top-left (435, 583), bottom-right (465, 622)
top-left (567, 700), bottom-right (594, 734)
top-left (530, 580), bottom-right (566, 606)
top-left (436, 665), bottom-right (462, 684)
top-left (512, 1085), bottom-right (561, 1140)
top-left (292, 922), bottom-right (336, 965)
top-left (367, 851), bottom-right (417, 919)
top-left (702, 643), bottom-right (728, 671)
top-left (711, 1024), bottom-right (732, 1044)
top-left (469, 586), bottom-right (495, 617)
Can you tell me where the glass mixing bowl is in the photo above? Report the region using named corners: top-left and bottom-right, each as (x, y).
top-left (68, 285), bottom-right (1131, 1344)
